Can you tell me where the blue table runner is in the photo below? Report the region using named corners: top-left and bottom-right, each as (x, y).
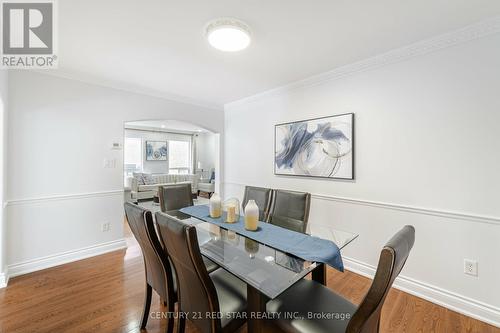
top-left (180, 205), bottom-right (344, 272)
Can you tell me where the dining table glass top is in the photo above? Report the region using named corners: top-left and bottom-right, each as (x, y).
top-left (307, 224), bottom-right (358, 250)
top-left (168, 211), bottom-right (358, 299)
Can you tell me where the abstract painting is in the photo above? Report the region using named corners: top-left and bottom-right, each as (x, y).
top-left (146, 141), bottom-right (167, 161)
top-left (275, 113), bottom-right (354, 179)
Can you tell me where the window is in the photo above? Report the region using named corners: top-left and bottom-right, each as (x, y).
top-left (169, 140), bottom-right (191, 174)
top-left (124, 137), bottom-right (142, 176)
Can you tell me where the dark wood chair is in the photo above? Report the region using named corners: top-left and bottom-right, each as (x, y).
top-left (267, 189), bottom-right (311, 233)
top-left (159, 183), bottom-right (194, 213)
top-left (155, 211), bottom-right (247, 333)
top-left (267, 225), bottom-right (416, 333)
top-left (157, 186), bottom-right (220, 273)
top-left (124, 202), bottom-right (176, 333)
top-left (242, 186), bottom-right (273, 221)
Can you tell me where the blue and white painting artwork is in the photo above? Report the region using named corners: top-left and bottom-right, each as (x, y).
top-left (275, 113), bottom-right (353, 179)
top-left (146, 141), bottom-right (167, 161)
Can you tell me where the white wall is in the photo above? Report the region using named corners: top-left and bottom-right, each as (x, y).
top-left (6, 71), bottom-right (223, 278)
top-left (0, 70), bottom-right (8, 287)
top-left (224, 34), bottom-right (500, 326)
top-left (195, 132), bottom-right (216, 177)
top-left (124, 128), bottom-right (193, 174)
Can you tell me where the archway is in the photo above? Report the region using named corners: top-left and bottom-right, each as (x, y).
top-left (122, 119), bottom-right (221, 209)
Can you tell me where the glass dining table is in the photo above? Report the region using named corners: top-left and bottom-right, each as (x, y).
top-left (166, 210), bottom-right (358, 333)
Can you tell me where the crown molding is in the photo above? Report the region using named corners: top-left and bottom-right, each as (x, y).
top-left (31, 70), bottom-right (223, 111)
top-left (225, 16), bottom-right (500, 109)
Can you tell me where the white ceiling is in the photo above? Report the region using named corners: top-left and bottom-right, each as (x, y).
top-left (56, 1), bottom-right (500, 108)
top-left (125, 120), bottom-right (209, 133)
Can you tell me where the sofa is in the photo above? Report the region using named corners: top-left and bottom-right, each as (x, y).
top-left (197, 169), bottom-right (216, 197)
top-left (129, 173), bottom-right (200, 201)
top-left (197, 179), bottom-right (215, 197)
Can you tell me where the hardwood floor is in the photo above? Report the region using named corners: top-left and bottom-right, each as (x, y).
top-left (0, 226), bottom-right (497, 333)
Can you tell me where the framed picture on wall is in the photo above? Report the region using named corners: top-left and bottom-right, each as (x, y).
top-left (274, 113), bottom-right (354, 179)
top-left (146, 141), bottom-right (167, 161)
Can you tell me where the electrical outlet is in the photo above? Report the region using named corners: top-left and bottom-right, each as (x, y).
top-left (101, 222), bottom-right (111, 232)
top-left (103, 159), bottom-right (117, 169)
top-left (464, 259), bottom-right (478, 276)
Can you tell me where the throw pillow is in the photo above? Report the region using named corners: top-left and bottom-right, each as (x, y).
top-left (142, 173), bottom-right (156, 185)
top-left (132, 172), bottom-right (144, 185)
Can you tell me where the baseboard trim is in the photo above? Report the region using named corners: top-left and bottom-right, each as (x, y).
top-left (343, 256), bottom-right (500, 328)
top-left (7, 238), bottom-right (128, 279)
top-left (222, 182), bottom-right (500, 226)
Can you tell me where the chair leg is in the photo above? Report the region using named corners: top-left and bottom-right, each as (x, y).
top-left (140, 283), bottom-right (153, 329)
top-left (177, 313), bottom-right (185, 333)
top-left (165, 295), bottom-right (176, 333)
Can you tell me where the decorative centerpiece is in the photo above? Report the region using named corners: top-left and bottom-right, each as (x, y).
top-left (209, 193), bottom-right (222, 218)
top-left (244, 200), bottom-right (259, 231)
top-left (222, 198), bottom-right (240, 223)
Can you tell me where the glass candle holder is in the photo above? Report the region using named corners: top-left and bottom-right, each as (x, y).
top-left (222, 198), bottom-right (240, 223)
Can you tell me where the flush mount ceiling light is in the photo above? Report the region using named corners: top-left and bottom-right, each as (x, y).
top-left (205, 18), bottom-right (251, 52)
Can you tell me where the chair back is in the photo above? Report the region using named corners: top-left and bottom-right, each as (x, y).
top-left (347, 225), bottom-right (415, 333)
top-left (242, 186), bottom-right (273, 221)
top-left (159, 183), bottom-right (194, 212)
top-left (155, 212), bottom-right (221, 333)
top-left (124, 202), bottom-right (173, 301)
top-left (268, 189), bottom-right (311, 233)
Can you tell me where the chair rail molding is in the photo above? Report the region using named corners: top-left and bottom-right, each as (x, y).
top-left (5, 189), bottom-right (125, 206)
top-left (225, 16), bottom-right (500, 109)
top-left (222, 182), bottom-right (500, 226)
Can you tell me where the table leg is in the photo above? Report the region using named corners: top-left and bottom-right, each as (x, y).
top-left (311, 263), bottom-right (326, 285)
top-left (247, 285), bottom-right (267, 333)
